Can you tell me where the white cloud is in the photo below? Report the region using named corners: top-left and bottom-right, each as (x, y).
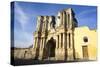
top-left (15, 3), bottom-right (29, 30)
top-left (14, 3), bottom-right (33, 48)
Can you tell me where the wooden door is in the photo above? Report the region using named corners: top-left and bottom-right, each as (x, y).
top-left (82, 46), bottom-right (88, 60)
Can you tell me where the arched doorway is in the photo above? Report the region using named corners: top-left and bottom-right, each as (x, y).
top-left (46, 37), bottom-right (56, 58)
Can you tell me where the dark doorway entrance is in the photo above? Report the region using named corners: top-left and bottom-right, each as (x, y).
top-left (46, 37), bottom-right (56, 58)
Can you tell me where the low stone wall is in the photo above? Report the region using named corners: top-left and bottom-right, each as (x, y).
top-left (11, 48), bottom-right (36, 59)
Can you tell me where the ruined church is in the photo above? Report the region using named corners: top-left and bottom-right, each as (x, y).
top-left (32, 8), bottom-right (97, 61)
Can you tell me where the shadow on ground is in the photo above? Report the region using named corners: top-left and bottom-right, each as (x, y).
top-left (11, 59), bottom-right (96, 66)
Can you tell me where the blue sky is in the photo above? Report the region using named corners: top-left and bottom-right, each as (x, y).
top-left (11, 1), bottom-right (97, 48)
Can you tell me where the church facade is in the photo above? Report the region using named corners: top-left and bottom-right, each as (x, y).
top-left (32, 8), bottom-right (97, 61)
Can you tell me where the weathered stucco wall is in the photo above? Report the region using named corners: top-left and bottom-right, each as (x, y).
top-left (74, 26), bottom-right (97, 60)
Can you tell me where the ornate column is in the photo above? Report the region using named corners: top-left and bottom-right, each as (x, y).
top-left (42, 37), bottom-right (45, 48)
top-left (42, 38), bottom-right (43, 49)
top-left (68, 14), bottom-right (70, 28)
top-left (62, 33), bottom-right (66, 60)
top-left (34, 37), bottom-right (40, 59)
top-left (63, 11), bottom-right (65, 26)
top-left (35, 37), bottom-right (38, 48)
top-left (42, 37), bottom-right (46, 48)
top-left (59, 34), bottom-right (62, 48)
top-left (61, 33), bottom-right (63, 48)
top-left (65, 12), bottom-right (67, 28)
top-left (65, 33), bottom-right (67, 60)
top-left (55, 35), bottom-right (58, 60)
top-left (63, 33), bottom-right (66, 48)
top-left (67, 33), bottom-right (69, 48)
top-left (39, 38), bottom-right (43, 50)
top-left (39, 37), bottom-right (46, 60)
top-left (56, 35), bottom-right (59, 49)
top-left (39, 38), bottom-right (42, 58)
top-left (35, 37), bottom-right (37, 48)
top-left (67, 31), bottom-right (75, 60)
top-left (67, 14), bottom-right (69, 29)
top-left (66, 14), bottom-right (68, 28)
top-left (69, 14), bottom-right (73, 29)
top-left (70, 33), bottom-right (73, 49)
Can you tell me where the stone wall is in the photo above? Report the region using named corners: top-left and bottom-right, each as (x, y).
top-left (11, 48), bottom-right (35, 59)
